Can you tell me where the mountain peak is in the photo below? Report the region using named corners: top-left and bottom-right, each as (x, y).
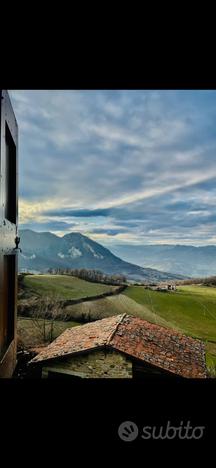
top-left (19, 229), bottom-right (183, 281)
top-left (63, 231), bottom-right (87, 239)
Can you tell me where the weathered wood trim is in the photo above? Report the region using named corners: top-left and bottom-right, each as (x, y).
top-left (0, 90), bottom-right (18, 378)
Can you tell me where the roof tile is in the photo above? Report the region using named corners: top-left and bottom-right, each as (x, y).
top-left (30, 314), bottom-right (207, 378)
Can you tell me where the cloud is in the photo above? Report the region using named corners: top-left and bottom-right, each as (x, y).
top-left (9, 89), bottom-right (216, 246)
top-left (88, 228), bottom-right (128, 236)
top-left (20, 221), bottom-right (76, 232)
top-left (44, 208), bottom-right (112, 218)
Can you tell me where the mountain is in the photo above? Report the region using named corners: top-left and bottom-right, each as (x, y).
top-left (18, 230), bottom-right (185, 282)
top-left (109, 244), bottom-right (216, 278)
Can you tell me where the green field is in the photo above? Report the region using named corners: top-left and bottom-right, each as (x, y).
top-left (124, 285), bottom-right (216, 342)
top-left (123, 285), bottom-right (216, 375)
top-left (64, 293), bottom-right (176, 328)
top-left (22, 274), bottom-right (117, 300)
top-left (205, 342), bottom-right (216, 376)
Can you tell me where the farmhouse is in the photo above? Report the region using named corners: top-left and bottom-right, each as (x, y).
top-left (30, 314), bottom-right (207, 379)
top-left (156, 283), bottom-right (176, 291)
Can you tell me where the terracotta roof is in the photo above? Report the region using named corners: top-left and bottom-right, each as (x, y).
top-left (30, 315), bottom-right (124, 364)
top-left (109, 315), bottom-right (206, 378)
top-left (30, 314), bottom-right (207, 378)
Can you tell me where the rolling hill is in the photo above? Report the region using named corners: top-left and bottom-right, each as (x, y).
top-left (18, 275), bottom-right (216, 375)
top-left (20, 274), bottom-right (118, 300)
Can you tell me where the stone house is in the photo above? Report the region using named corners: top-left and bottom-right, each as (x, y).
top-left (30, 314), bottom-right (207, 379)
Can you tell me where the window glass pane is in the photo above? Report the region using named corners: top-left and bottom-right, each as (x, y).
top-left (5, 123), bottom-right (16, 224)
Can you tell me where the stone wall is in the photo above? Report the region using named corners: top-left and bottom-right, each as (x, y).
top-left (42, 348), bottom-right (133, 378)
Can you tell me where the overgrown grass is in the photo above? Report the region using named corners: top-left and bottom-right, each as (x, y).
top-left (22, 274), bottom-right (117, 300)
top-left (17, 316), bottom-right (80, 347)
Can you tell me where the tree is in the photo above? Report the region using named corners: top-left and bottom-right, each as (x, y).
top-left (30, 294), bottom-right (63, 344)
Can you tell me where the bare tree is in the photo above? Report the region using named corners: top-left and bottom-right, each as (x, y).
top-left (30, 294), bottom-right (63, 344)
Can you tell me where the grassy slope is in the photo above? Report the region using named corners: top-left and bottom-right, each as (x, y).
top-left (23, 274), bottom-right (117, 300)
top-left (205, 342), bottom-right (216, 376)
top-left (124, 285), bottom-right (216, 375)
top-left (18, 274), bottom-right (117, 348)
top-left (124, 285), bottom-right (216, 341)
top-left (65, 294), bottom-right (177, 328)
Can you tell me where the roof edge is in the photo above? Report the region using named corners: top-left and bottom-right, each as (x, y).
top-left (106, 313), bottom-right (126, 345)
top-left (29, 344), bottom-right (107, 365)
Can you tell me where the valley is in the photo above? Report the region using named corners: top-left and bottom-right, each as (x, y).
top-left (18, 273), bottom-right (216, 376)
top-left (110, 244), bottom-right (216, 278)
top-left (19, 230), bottom-right (185, 282)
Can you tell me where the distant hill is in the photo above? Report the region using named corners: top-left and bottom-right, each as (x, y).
top-left (18, 230), bottom-right (184, 282)
top-left (110, 244), bottom-right (216, 278)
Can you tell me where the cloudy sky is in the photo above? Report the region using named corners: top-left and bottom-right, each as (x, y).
top-left (9, 89), bottom-right (216, 247)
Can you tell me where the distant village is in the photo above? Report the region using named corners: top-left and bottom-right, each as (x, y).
top-left (129, 280), bottom-right (177, 291)
top-left (145, 283), bottom-right (177, 292)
